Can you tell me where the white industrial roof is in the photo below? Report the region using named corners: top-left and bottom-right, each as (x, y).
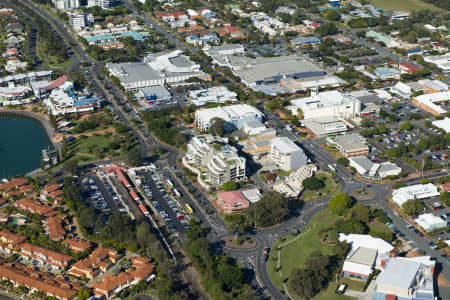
top-left (415, 213), bottom-right (447, 232)
top-left (392, 183), bottom-right (440, 207)
top-left (339, 233), bottom-right (394, 254)
top-left (432, 117), bottom-right (450, 133)
top-left (377, 258), bottom-right (421, 290)
top-left (270, 137), bottom-right (301, 154)
top-left (342, 261), bottom-right (373, 277)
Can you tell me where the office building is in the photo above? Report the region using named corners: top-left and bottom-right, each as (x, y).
top-left (326, 134), bottom-right (369, 158)
top-left (349, 157), bottom-right (401, 179)
top-left (392, 183), bottom-right (440, 207)
top-left (195, 104), bottom-right (264, 131)
top-left (269, 137), bottom-right (308, 171)
top-left (107, 50), bottom-right (204, 91)
top-left (288, 90), bottom-right (361, 120)
top-left (68, 12), bottom-right (94, 30)
top-left (373, 257), bottom-right (435, 300)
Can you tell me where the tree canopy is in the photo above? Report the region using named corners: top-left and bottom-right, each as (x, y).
top-left (250, 191), bottom-right (289, 227)
top-left (209, 117), bottom-right (227, 136)
top-left (302, 177), bottom-right (325, 190)
top-left (402, 199), bottom-right (424, 215)
top-left (328, 193), bottom-right (353, 216)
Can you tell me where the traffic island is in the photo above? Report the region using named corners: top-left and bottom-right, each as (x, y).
top-left (222, 236), bottom-right (259, 250)
top-left (351, 187), bottom-right (375, 201)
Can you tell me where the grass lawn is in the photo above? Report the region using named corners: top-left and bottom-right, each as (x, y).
top-left (313, 281), bottom-right (358, 300)
top-left (300, 173), bottom-right (340, 202)
top-left (371, 0), bottom-right (443, 11)
top-left (47, 57), bottom-right (74, 68)
top-left (267, 209), bottom-right (342, 289)
top-left (67, 134), bottom-right (122, 162)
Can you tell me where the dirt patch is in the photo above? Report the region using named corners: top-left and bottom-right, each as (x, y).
top-left (222, 235), bottom-right (259, 250)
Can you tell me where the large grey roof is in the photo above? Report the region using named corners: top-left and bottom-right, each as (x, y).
top-left (108, 62), bottom-right (163, 84)
top-left (377, 259), bottom-right (420, 289)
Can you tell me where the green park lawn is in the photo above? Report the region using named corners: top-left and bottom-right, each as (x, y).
top-left (371, 0), bottom-right (443, 11)
top-left (299, 173), bottom-right (340, 202)
top-left (267, 209), bottom-right (341, 289)
top-left (314, 279), bottom-right (359, 300)
top-left (67, 134), bottom-right (122, 162)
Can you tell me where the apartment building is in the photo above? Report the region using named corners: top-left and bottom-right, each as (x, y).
top-left (185, 134), bottom-right (246, 186)
top-left (269, 137), bottom-right (308, 171)
top-left (87, 0), bottom-right (111, 9)
top-left (68, 12), bottom-right (94, 30)
top-left (19, 242), bottom-right (72, 271)
top-left (53, 0), bottom-right (80, 10)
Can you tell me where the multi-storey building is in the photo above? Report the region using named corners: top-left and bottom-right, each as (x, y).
top-left (195, 104), bottom-right (264, 131)
top-left (269, 137), bottom-right (308, 171)
top-left (53, 0), bottom-right (80, 10)
top-left (185, 134), bottom-right (246, 186)
top-left (87, 0), bottom-right (111, 9)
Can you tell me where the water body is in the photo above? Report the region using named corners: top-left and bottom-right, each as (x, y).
top-left (0, 116), bottom-right (52, 178)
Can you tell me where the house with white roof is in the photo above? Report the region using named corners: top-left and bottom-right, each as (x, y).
top-left (392, 183), bottom-right (440, 207)
top-left (415, 213), bottom-right (447, 232)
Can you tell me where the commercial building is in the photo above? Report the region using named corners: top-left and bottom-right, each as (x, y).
top-left (107, 50), bottom-right (204, 91)
top-left (185, 134), bottom-right (246, 186)
top-left (423, 54), bottom-right (450, 73)
top-left (366, 30), bottom-right (399, 48)
top-left (415, 214), bottom-right (447, 232)
top-left (432, 117), bottom-right (450, 133)
top-left (412, 91), bottom-right (449, 116)
top-left (269, 137), bottom-right (308, 171)
top-left (326, 134), bottom-right (369, 158)
top-left (349, 157), bottom-right (402, 179)
top-left (217, 191), bottom-right (250, 213)
top-left (195, 104), bottom-right (264, 131)
top-left (135, 86), bottom-right (172, 110)
top-left (301, 118), bottom-right (349, 137)
top-left (418, 79), bottom-right (448, 93)
top-left (392, 183), bottom-right (440, 207)
top-left (288, 90), bottom-right (361, 120)
top-left (188, 86), bottom-right (237, 106)
top-left (390, 81), bottom-right (412, 98)
top-left (225, 55), bottom-right (325, 88)
top-left (291, 35), bottom-right (321, 47)
top-left (373, 257), bottom-right (435, 300)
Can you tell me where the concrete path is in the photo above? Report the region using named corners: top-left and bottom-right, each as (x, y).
top-left (344, 280), bottom-right (376, 300)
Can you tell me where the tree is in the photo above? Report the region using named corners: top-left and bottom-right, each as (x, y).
top-left (61, 135), bottom-right (68, 159)
top-left (315, 22), bottom-right (338, 36)
top-left (441, 192), bottom-right (450, 207)
top-left (209, 117), bottom-right (226, 136)
top-left (77, 286), bottom-right (90, 300)
top-left (324, 10), bottom-right (341, 21)
top-left (222, 181), bottom-right (239, 191)
top-left (289, 268), bottom-right (321, 299)
top-left (49, 114), bottom-right (57, 129)
top-left (350, 203), bottom-right (370, 223)
top-left (328, 193), bottom-right (353, 216)
top-left (360, 118), bottom-right (375, 128)
top-left (399, 121), bottom-right (413, 131)
top-left (402, 199), bottom-right (424, 215)
top-left (337, 157), bottom-right (349, 167)
top-left (297, 108), bottom-right (304, 120)
top-left (127, 147), bottom-right (142, 167)
top-left (250, 191), bottom-right (289, 227)
top-left (302, 177), bottom-right (325, 190)
top-left (63, 160), bottom-right (78, 174)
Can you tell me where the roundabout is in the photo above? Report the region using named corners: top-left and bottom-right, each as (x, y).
top-left (350, 187), bottom-right (376, 201)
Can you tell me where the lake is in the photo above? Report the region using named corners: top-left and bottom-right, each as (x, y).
top-left (0, 116), bottom-right (53, 178)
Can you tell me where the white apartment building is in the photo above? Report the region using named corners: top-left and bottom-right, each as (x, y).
top-left (195, 104), bottom-right (264, 131)
top-left (288, 89), bottom-right (361, 120)
top-left (392, 183), bottom-right (440, 207)
top-left (185, 135), bottom-right (246, 186)
top-left (88, 0), bottom-right (111, 9)
top-left (270, 137), bottom-right (308, 171)
top-left (69, 12), bottom-right (94, 30)
top-left (53, 0), bottom-right (80, 10)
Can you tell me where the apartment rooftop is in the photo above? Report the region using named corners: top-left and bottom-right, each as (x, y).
top-left (270, 137), bottom-right (301, 154)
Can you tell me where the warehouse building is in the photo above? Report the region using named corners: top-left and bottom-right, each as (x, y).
top-left (412, 91), bottom-right (449, 116)
top-left (189, 86), bottom-right (237, 106)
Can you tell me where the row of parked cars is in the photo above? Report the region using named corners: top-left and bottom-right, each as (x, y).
top-left (84, 178), bottom-right (109, 212)
top-left (98, 172), bottom-right (126, 212)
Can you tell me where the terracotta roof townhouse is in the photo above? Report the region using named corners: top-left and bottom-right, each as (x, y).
top-left (0, 229), bottom-right (26, 254)
top-left (14, 198), bottom-right (55, 215)
top-left (0, 177), bottom-right (28, 191)
top-left (62, 238), bottom-right (92, 253)
top-left (93, 256), bottom-right (155, 298)
top-left (19, 242), bottom-right (72, 271)
top-left (68, 245), bottom-right (121, 279)
top-left (0, 262), bottom-right (79, 300)
top-left (43, 216), bottom-right (66, 241)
